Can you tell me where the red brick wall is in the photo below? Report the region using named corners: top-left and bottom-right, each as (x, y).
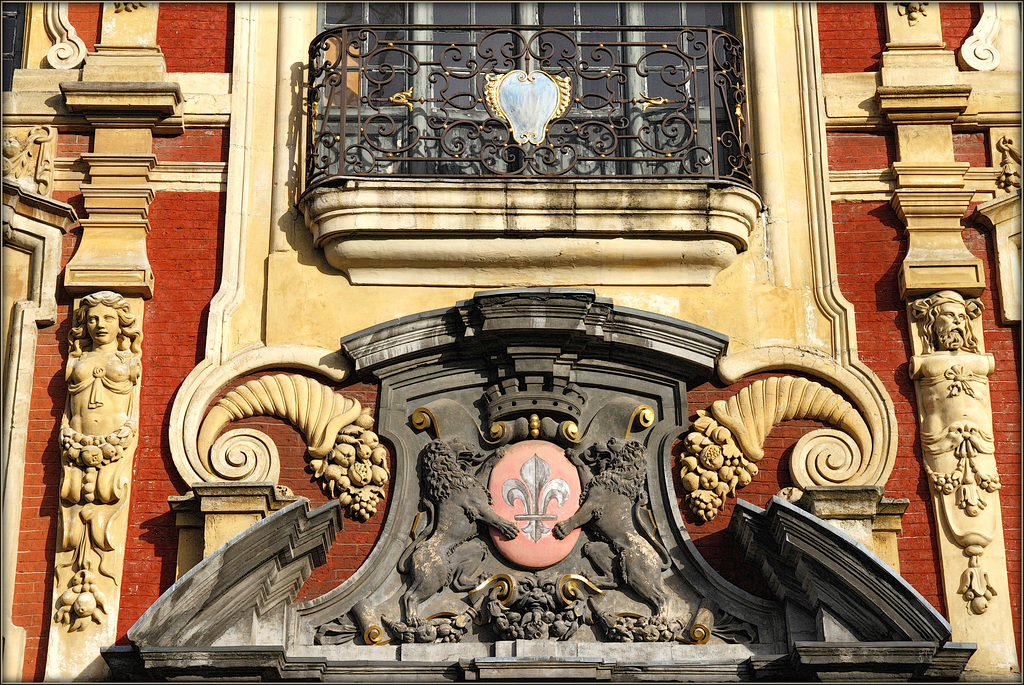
top-left (156, 3), bottom-right (234, 73)
top-left (13, 205), bottom-right (80, 682)
top-left (941, 3), bottom-right (984, 51)
top-left (827, 131), bottom-right (897, 170)
top-left (66, 4), bottom-right (102, 54)
top-left (116, 192), bottom-right (225, 638)
top-left (152, 129), bottom-right (229, 164)
top-left (953, 131), bottom-right (989, 167)
top-left (818, 4), bottom-right (887, 73)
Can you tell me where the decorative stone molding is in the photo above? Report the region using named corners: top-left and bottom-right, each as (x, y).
top-left (2, 182), bottom-right (76, 682)
top-left (973, 189), bottom-right (1021, 324)
top-left (994, 135), bottom-right (1020, 192)
top-left (168, 344), bottom-right (352, 488)
top-left (46, 291), bottom-right (142, 680)
top-left (168, 482), bottom-right (300, 578)
top-left (716, 347), bottom-right (899, 490)
top-left (958, 3), bottom-right (1002, 72)
top-left (299, 181), bottom-right (761, 286)
top-left (908, 291), bottom-right (1001, 615)
top-left (43, 3), bottom-right (87, 70)
top-left (680, 376), bottom-right (872, 522)
top-left (2, 126), bottom-right (56, 196)
top-left (895, 2), bottom-right (929, 27)
top-left (197, 373), bottom-right (390, 520)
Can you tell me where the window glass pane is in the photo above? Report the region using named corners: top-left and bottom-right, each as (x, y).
top-left (579, 3), bottom-right (619, 25)
top-left (643, 2), bottom-right (679, 26)
top-left (473, 3), bottom-right (513, 24)
top-left (536, 3), bottom-right (575, 25)
top-left (325, 3), bottom-right (364, 25)
top-left (434, 2), bottom-right (468, 24)
top-left (2, 2), bottom-right (25, 92)
top-left (368, 3), bottom-right (406, 23)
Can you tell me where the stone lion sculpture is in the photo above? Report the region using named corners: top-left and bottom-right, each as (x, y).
top-left (397, 439), bottom-right (519, 622)
top-left (553, 438), bottom-right (670, 617)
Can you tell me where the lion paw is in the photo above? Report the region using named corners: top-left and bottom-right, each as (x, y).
top-left (497, 520), bottom-right (520, 540)
top-left (552, 521), bottom-right (571, 539)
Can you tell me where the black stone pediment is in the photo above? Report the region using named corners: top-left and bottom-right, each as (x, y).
top-left (117, 290), bottom-right (973, 681)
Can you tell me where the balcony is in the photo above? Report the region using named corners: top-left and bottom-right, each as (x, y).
top-left (300, 24), bottom-right (761, 286)
top-left (306, 24), bottom-right (750, 185)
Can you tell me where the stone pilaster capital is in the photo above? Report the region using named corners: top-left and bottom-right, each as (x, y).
top-left (876, 84), bottom-right (972, 124)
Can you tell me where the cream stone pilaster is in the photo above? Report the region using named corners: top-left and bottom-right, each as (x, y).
top-left (879, 4), bottom-right (1018, 675)
top-left (2, 178), bottom-right (76, 682)
top-left (45, 3), bottom-right (179, 681)
top-left (168, 483), bottom-right (300, 579)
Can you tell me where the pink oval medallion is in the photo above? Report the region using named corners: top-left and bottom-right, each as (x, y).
top-left (488, 440), bottom-right (581, 569)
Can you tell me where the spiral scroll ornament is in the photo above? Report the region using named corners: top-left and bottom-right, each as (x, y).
top-left (198, 374), bottom-right (390, 520)
top-left (680, 376), bottom-right (871, 522)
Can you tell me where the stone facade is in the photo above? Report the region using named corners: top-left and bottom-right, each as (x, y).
top-left (1, 3), bottom-right (1020, 682)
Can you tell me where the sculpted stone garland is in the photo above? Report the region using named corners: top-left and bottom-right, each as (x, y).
top-left (910, 291), bottom-right (1002, 614)
top-left (680, 376), bottom-right (871, 522)
top-left (198, 374), bottom-right (390, 520)
top-left (56, 292), bottom-right (141, 631)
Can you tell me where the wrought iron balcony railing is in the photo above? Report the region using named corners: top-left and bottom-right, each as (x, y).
top-left (306, 24), bottom-right (750, 189)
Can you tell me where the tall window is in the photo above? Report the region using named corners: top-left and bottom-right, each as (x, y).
top-left (2, 3), bottom-right (26, 92)
top-left (307, 3), bottom-right (748, 187)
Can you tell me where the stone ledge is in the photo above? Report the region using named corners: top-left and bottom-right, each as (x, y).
top-left (300, 181), bottom-right (761, 287)
top-left (876, 85), bottom-right (972, 124)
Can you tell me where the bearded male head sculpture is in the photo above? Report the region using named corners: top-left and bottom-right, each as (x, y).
top-left (910, 290), bottom-right (983, 354)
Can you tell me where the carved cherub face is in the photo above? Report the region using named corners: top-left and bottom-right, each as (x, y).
top-left (934, 301), bottom-right (970, 351)
top-left (2, 135), bottom-right (21, 159)
top-left (86, 304), bottom-right (120, 347)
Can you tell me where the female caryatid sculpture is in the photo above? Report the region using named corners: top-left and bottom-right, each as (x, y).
top-left (55, 291), bottom-right (142, 631)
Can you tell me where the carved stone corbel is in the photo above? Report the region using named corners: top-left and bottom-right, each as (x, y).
top-left (958, 3), bottom-right (1003, 72)
top-left (2, 126), bottom-right (56, 197)
top-left (46, 291), bottom-right (142, 680)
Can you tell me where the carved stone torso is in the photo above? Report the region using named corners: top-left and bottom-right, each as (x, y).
top-left (66, 348), bottom-right (141, 435)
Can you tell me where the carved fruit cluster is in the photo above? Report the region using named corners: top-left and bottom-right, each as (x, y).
top-left (309, 408), bottom-right (390, 521)
top-left (679, 411), bottom-right (756, 522)
top-left (601, 613), bottom-right (689, 642)
top-left (55, 569), bottom-right (109, 631)
top-left (60, 424), bottom-right (135, 468)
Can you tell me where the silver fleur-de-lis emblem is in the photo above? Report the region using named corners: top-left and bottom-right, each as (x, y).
top-left (502, 455), bottom-right (570, 542)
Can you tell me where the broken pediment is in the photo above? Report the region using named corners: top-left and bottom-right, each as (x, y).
top-left (113, 290), bottom-right (972, 681)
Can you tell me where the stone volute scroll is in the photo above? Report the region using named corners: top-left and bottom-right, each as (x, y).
top-left (909, 290), bottom-right (1001, 614)
top-left (196, 373), bottom-right (390, 520)
top-left (54, 291), bottom-right (142, 632)
top-left (680, 376), bottom-right (874, 522)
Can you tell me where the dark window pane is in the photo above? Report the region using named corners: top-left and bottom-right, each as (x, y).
top-left (536, 3), bottom-right (575, 25)
top-left (434, 2), bottom-right (469, 24)
top-left (473, 3), bottom-right (512, 24)
top-left (2, 3), bottom-right (25, 92)
top-left (325, 3), bottom-right (364, 25)
top-left (368, 3), bottom-right (406, 24)
top-left (579, 3), bottom-right (619, 25)
top-left (644, 3), bottom-right (680, 26)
